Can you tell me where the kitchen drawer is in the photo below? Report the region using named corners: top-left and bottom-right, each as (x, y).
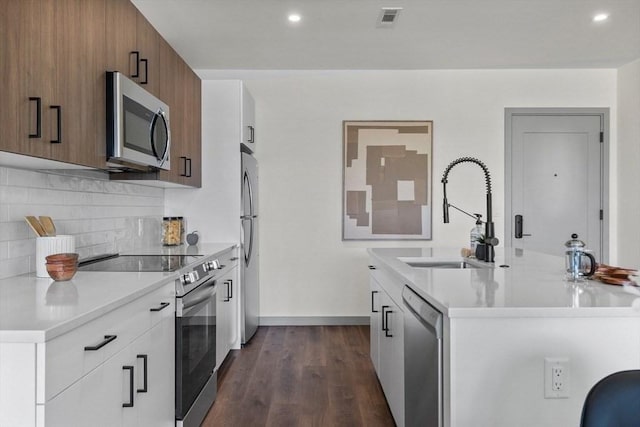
top-left (38, 283), bottom-right (174, 403)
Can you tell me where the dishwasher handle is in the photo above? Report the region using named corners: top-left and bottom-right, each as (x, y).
top-left (402, 285), bottom-right (443, 339)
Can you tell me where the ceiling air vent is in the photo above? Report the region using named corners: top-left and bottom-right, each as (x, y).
top-left (377, 7), bottom-right (402, 28)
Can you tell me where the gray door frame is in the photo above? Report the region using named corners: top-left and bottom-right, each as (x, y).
top-left (504, 108), bottom-right (610, 262)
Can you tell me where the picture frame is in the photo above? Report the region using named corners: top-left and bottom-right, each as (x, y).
top-left (342, 120), bottom-right (433, 240)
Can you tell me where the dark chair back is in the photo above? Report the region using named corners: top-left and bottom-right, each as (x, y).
top-left (580, 370), bottom-right (640, 427)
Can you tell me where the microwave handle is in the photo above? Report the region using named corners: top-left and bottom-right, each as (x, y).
top-left (150, 111), bottom-right (169, 164)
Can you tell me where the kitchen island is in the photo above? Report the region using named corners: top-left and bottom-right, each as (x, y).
top-left (368, 247), bottom-right (640, 427)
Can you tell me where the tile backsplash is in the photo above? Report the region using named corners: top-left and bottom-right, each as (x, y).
top-left (0, 167), bottom-right (164, 279)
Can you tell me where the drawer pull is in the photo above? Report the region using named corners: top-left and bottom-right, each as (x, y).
top-left (150, 302), bottom-right (170, 312)
top-left (123, 365), bottom-right (134, 407)
top-left (84, 334), bottom-right (117, 351)
top-left (136, 354), bottom-right (148, 393)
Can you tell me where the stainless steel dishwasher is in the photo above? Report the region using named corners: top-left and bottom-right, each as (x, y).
top-left (402, 285), bottom-right (443, 427)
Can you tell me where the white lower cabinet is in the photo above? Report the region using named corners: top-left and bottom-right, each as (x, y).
top-left (216, 265), bottom-right (238, 369)
top-left (38, 283), bottom-right (175, 427)
top-left (370, 273), bottom-right (405, 427)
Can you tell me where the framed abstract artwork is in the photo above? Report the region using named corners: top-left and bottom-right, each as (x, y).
top-left (342, 120), bottom-right (433, 240)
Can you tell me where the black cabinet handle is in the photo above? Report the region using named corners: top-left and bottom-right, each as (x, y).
top-left (130, 51), bottom-right (140, 78)
top-left (224, 280), bottom-right (231, 302)
top-left (368, 265), bottom-right (376, 270)
top-left (50, 105), bottom-right (61, 144)
top-left (230, 257), bottom-right (238, 261)
top-left (150, 302), bottom-right (170, 312)
top-left (248, 125), bottom-right (255, 143)
top-left (84, 335), bottom-right (117, 351)
top-left (140, 58), bottom-right (148, 85)
top-left (136, 355), bottom-right (148, 393)
top-left (186, 158), bottom-right (192, 177)
top-left (371, 290), bottom-right (379, 313)
top-left (123, 366), bottom-right (134, 407)
top-left (28, 97), bottom-right (42, 138)
top-left (384, 309), bottom-right (393, 338)
top-left (381, 305), bottom-right (389, 332)
top-left (180, 156), bottom-right (187, 177)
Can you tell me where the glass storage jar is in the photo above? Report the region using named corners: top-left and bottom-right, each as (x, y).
top-left (162, 217), bottom-right (185, 246)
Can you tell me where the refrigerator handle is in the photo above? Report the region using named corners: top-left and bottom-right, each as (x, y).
top-left (245, 217), bottom-right (254, 267)
top-left (244, 170), bottom-right (254, 217)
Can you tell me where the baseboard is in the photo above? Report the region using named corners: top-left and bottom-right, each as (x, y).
top-left (259, 316), bottom-right (370, 326)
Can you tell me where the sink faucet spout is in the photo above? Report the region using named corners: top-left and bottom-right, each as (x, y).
top-left (441, 157), bottom-right (499, 263)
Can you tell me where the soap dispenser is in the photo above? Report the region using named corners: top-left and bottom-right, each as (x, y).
top-left (470, 214), bottom-right (484, 255)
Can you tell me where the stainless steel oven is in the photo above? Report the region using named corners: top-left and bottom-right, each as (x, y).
top-left (175, 273), bottom-right (218, 427)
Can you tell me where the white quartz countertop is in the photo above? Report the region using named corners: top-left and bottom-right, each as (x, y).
top-left (0, 242), bottom-right (236, 343)
top-left (368, 247), bottom-right (640, 318)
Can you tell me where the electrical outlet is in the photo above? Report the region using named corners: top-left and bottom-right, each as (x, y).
top-left (544, 357), bottom-right (570, 398)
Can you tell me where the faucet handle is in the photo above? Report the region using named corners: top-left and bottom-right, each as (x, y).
top-left (485, 236), bottom-right (499, 246)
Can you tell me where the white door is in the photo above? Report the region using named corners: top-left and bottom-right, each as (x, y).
top-left (506, 110), bottom-right (607, 261)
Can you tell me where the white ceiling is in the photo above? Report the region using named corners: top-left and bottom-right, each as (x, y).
top-left (132, 0), bottom-right (640, 70)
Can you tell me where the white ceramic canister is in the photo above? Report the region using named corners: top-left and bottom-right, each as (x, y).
top-left (36, 235), bottom-right (75, 278)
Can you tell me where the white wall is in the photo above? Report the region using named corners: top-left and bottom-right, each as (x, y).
top-left (616, 59), bottom-right (640, 267)
top-left (198, 69), bottom-right (617, 319)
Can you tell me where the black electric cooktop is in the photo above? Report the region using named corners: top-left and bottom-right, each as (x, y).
top-left (78, 254), bottom-right (202, 273)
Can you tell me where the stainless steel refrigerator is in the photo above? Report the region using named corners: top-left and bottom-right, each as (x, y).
top-left (241, 151), bottom-right (259, 344)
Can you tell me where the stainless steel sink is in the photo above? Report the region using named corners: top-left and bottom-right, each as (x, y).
top-left (397, 257), bottom-right (489, 269)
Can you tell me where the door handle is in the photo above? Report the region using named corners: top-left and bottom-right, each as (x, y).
top-left (180, 156), bottom-right (187, 177)
top-left (123, 366), bottom-right (134, 407)
top-left (136, 355), bottom-right (148, 393)
top-left (50, 105), bottom-right (62, 144)
top-left (384, 309), bottom-right (393, 338)
top-left (130, 51), bottom-right (140, 78)
top-left (371, 290), bottom-right (379, 313)
top-left (28, 97), bottom-right (42, 138)
top-left (514, 214), bottom-right (531, 238)
top-left (381, 305), bottom-right (389, 332)
top-left (140, 58), bottom-right (148, 85)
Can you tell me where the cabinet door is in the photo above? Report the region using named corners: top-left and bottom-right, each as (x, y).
top-left (370, 276), bottom-right (382, 374)
top-left (379, 292), bottom-right (405, 427)
top-left (45, 345), bottom-right (133, 427)
top-left (216, 275), bottom-right (231, 369)
top-left (0, 0), bottom-right (54, 159)
top-left (105, 0), bottom-right (138, 76)
top-left (157, 38), bottom-right (182, 184)
top-left (133, 317), bottom-right (175, 427)
top-left (241, 86), bottom-right (256, 150)
top-left (226, 269), bottom-right (239, 349)
top-left (51, 0), bottom-right (107, 168)
top-left (184, 68), bottom-right (202, 187)
top-left (135, 10), bottom-right (160, 96)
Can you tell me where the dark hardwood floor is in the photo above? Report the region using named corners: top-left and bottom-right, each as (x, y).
top-left (202, 325), bottom-right (395, 427)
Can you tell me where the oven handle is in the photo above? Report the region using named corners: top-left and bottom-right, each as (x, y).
top-left (181, 281), bottom-right (217, 314)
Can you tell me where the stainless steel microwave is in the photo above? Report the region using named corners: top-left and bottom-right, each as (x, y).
top-left (106, 71), bottom-right (170, 171)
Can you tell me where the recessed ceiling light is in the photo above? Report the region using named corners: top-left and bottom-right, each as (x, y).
top-left (593, 13), bottom-right (609, 22)
top-left (288, 13), bottom-right (301, 23)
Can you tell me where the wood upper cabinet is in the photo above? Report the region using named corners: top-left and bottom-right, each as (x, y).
top-left (105, 0), bottom-right (160, 95)
top-left (135, 10), bottom-right (161, 96)
top-left (1, 0), bottom-right (201, 185)
top-left (50, 0), bottom-right (107, 168)
top-left (1, 0), bottom-right (106, 168)
top-left (105, 0), bottom-right (137, 77)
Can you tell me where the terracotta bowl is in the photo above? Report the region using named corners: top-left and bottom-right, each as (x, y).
top-left (46, 253), bottom-right (79, 263)
top-left (45, 262), bottom-right (78, 281)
